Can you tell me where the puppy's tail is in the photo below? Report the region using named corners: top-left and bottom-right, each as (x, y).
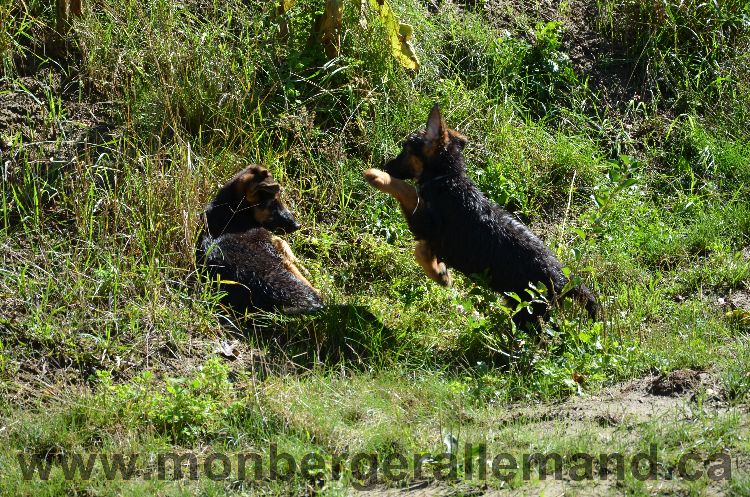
top-left (569, 283), bottom-right (600, 321)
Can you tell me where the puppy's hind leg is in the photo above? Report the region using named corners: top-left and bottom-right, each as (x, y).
top-left (271, 236), bottom-right (321, 296)
top-left (414, 240), bottom-right (452, 287)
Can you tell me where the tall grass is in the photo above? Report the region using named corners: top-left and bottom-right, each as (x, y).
top-left (596, 0), bottom-right (750, 113)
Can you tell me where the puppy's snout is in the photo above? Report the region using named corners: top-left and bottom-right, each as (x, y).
top-left (275, 208), bottom-right (301, 234)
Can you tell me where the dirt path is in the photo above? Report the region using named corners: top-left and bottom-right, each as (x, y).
top-left (354, 369), bottom-right (744, 496)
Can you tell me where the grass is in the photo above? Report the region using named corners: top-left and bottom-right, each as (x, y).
top-left (1, 0), bottom-right (749, 494)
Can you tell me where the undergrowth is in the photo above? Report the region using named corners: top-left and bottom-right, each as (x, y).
top-left (1, 0), bottom-right (749, 494)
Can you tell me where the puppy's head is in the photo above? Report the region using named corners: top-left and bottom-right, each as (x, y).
top-left (231, 165), bottom-right (301, 234)
top-left (384, 105), bottom-right (467, 181)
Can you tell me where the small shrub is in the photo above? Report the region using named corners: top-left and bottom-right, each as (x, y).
top-left (96, 359), bottom-right (248, 444)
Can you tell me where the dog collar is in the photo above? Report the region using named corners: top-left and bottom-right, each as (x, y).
top-left (417, 173), bottom-right (457, 191)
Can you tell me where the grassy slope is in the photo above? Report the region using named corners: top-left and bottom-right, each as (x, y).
top-left (1, 0), bottom-right (749, 494)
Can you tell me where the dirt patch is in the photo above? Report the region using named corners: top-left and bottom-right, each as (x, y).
top-left (355, 480), bottom-right (611, 497)
top-left (494, 369), bottom-right (720, 430)
top-left (647, 368), bottom-right (704, 396)
top-left (355, 482), bottom-right (485, 497)
top-left (355, 370), bottom-right (737, 497)
top-left (726, 290), bottom-right (750, 312)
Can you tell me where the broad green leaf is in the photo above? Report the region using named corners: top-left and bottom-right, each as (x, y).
top-left (619, 178), bottom-right (638, 189)
top-left (504, 291), bottom-right (522, 303)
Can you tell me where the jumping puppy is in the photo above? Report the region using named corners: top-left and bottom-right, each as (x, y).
top-left (197, 165), bottom-right (322, 314)
top-left (364, 105), bottom-right (598, 327)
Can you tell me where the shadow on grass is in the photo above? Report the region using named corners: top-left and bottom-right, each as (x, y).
top-left (230, 304), bottom-right (408, 372)
top-left (228, 303), bottom-right (532, 375)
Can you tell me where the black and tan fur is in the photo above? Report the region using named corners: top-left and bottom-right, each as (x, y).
top-left (197, 165), bottom-right (322, 315)
top-left (365, 105), bottom-right (598, 327)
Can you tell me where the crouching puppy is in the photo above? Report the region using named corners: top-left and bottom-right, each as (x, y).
top-left (197, 165), bottom-right (322, 315)
top-left (364, 105), bottom-right (598, 328)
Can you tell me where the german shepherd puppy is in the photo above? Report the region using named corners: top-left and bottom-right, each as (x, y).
top-left (364, 106), bottom-right (598, 327)
top-left (197, 165), bottom-right (323, 315)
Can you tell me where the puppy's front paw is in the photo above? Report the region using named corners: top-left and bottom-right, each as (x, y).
top-left (437, 262), bottom-right (452, 287)
top-left (364, 168), bottom-right (391, 191)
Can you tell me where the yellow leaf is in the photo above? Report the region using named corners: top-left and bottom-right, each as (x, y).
top-left (726, 309), bottom-right (750, 322)
top-left (281, 0), bottom-right (295, 13)
top-left (369, 0), bottom-right (419, 70)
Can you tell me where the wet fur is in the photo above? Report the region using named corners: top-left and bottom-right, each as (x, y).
top-left (366, 106), bottom-right (598, 327)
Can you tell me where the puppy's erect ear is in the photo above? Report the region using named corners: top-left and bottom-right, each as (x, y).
top-left (425, 104), bottom-right (448, 146)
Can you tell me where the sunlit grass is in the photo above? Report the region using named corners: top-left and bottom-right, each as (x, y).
top-left (1, 0), bottom-right (749, 494)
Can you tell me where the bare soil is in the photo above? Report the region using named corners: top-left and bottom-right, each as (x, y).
top-left (727, 290), bottom-right (750, 312)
